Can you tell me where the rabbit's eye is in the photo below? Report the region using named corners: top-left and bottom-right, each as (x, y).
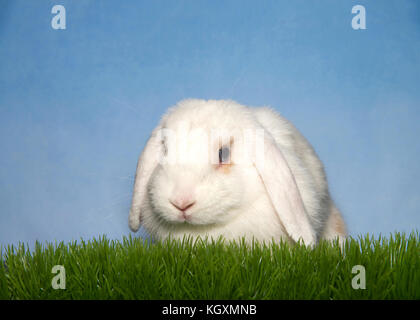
top-left (218, 146), bottom-right (230, 164)
top-left (161, 140), bottom-right (167, 155)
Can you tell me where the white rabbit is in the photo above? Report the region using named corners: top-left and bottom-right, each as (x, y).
top-left (129, 99), bottom-right (346, 246)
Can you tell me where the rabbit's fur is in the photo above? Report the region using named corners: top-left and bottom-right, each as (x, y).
top-left (129, 99), bottom-right (346, 245)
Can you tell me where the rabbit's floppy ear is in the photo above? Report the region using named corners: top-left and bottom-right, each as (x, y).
top-left (129, 126), bottom-right (162, 232)
top-left (254, 131), bottom-right (317, 246)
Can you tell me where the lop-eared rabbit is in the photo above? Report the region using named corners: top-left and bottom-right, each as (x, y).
top-left (129, 99), bottom-right (347, 246)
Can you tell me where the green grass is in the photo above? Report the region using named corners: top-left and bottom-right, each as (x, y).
top-left (0, 232), bottom-right (419, 300)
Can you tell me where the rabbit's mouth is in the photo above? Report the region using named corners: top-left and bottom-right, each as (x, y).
top-left (177, 211), bottom-right (193, 223)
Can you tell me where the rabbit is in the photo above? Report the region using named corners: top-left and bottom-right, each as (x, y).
top-left (128, 99), bottom-right (347, 246)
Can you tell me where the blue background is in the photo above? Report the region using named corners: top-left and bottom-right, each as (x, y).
top-left (0, 0), bottom-right (419, 248)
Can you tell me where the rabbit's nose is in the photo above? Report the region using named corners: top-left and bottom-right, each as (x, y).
top-left (170, 198), bottom-right (196, 212)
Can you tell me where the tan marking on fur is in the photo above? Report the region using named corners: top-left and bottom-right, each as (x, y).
top-left (218, 163), bottom-right (233, 174)
top-left (332, 209), bottom-right (347, 236)
top-left (335, 216), bottom-right (347, 236)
